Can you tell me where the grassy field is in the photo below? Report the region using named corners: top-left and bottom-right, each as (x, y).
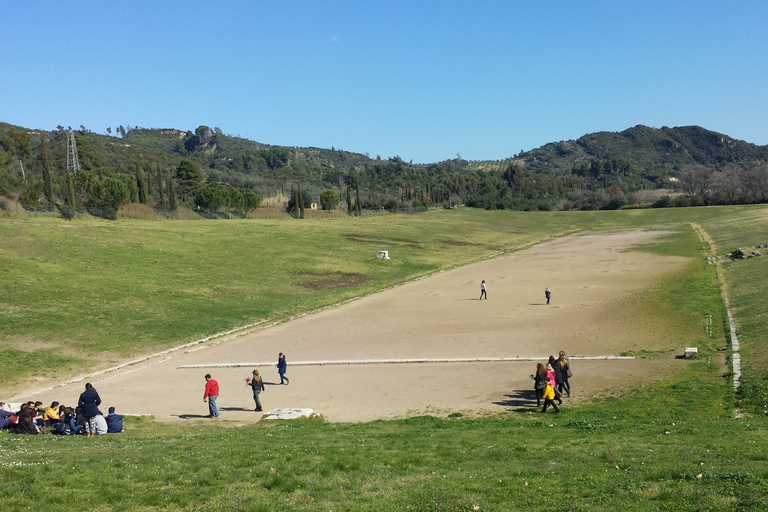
top-left (2, 204), bottom-right (768, 510)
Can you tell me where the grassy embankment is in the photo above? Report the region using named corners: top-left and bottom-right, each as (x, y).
top-left (700, 206), bottom-right (768, 414)
top-left (1, 205), bottom-right (767, 510)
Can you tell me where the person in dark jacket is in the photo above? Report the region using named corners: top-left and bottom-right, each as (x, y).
top-left (78, 382), bottom-right (102, 437)
top-left (548, 356), bottom-right (564, 405)
top-left (106, 407), bottom-right (123, 433)
top-left (15, 408), bottom-right (39, 434)
top-left (247, 370), bottom-right (266, 411)
top-left (74, 406), bottom-right (86, 434)
top-left (0, 402), bottom-right (13, 429)
top-left (277, 353), bottom-right (290, 385)
top-left (558, 351), bottom-right (572, 397)
top-left (531, 363), bottom-right (548, 407)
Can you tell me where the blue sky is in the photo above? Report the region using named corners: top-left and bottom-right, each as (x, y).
top-left (2, 1), bottom-right (767, 163)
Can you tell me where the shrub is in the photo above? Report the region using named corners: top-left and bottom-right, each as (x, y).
top-left (320, 190), bottom-right (340, 210)
top-left (653, 195), bottom-right (671, 208)
top-left (58, 204), bottom-right (75, 220)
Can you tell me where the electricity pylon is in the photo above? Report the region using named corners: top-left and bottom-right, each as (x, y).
top-left (67, 130), bottom-right (81, 174)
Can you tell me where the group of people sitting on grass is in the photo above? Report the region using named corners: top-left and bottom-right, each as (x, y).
top-left (530, 351), bottom-right (572, 413)
top-left (0, 383), bottom-right (123, 435)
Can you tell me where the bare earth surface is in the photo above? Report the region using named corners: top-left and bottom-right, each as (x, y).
top-left (15, 230), bottom-right (693, 424)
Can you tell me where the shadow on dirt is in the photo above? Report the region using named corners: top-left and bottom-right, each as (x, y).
top-left (493, 389), bottom-right (538, 409)
top-left (173, 414), bottom-right (214, 419)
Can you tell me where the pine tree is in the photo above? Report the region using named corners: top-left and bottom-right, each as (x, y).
top-left (355, 177), bottom-right (362, 216)
top-left (346, 187), bottom-right (353, 214)
top-left (291, 186), bottom-right (299, 217)
top-left (153, 163), bottom-right (165, 209)
top-left (39, 133), bottom-right (54, 207)
top-left (298, 183), bottom-right (305, 219)
top-left (136, 166), bottom-right (147, 205)
top-left (167, 175), bottom-right (178, 211)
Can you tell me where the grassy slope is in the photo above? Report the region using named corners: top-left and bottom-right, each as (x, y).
top-left (2, 205), bottom-right (768, 511)
top-left (700, 206), bottom-right (768, 412)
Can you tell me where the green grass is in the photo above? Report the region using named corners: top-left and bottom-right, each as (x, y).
top-left (698, 206), bottom-right (768, 413)
top-left (3, 204), bottom-right (768, 510)
top-left (0, 369), bottom-right (765, 511)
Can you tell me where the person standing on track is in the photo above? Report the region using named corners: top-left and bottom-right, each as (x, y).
top-left (545, 287), bottom-right (551, 305)
top-left (277, 352), bottom-right (290, 385)
top-left (480, 280), bottom-right (487, 300)
top-left (203, 374), bottom-right (220, 418)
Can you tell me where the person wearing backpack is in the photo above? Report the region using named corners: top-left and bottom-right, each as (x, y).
top-left (530, 363), bottom-right (549, 407)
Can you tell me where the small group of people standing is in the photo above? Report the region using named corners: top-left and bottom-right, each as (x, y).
top-left (203, 352), bottom-right (291, 418)
top-left (531, 351), bottom-right (572, 413)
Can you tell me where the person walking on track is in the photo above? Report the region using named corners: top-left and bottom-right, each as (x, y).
top-left (247, 369), bottom-right (265, 411)
top-left (480, 280), bottom-right (487, 300)
top-left (277, 352), bottom-right (290, 385)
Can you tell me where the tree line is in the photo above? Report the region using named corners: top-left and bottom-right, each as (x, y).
top-left (2, 123), bottom-right (768, 219)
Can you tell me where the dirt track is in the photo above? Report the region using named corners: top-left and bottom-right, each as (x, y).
top-left (18, 230), bottom-right (693, 424)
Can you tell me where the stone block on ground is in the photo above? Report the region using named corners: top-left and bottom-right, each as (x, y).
top-left (262, 408), bottom-right (314, 420)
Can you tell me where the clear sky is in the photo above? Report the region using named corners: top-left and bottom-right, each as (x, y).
top-left (2, 1), bottom-right (767, 164)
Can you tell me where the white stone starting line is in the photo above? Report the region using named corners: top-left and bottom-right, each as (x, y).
top-left (177, 355), bottom-right (634, 369)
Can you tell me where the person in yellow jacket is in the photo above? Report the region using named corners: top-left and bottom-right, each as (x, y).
top-left (43, 401), bottom-right (61, 425)
top-left (541, 382), bottom-right (561, 413)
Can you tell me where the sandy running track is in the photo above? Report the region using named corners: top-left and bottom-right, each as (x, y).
top-left (20, 229), bottom-right (693, 423)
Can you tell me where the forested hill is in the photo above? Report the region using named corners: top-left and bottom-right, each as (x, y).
top-left (515, 125), bottom-right (768, 176)
top-left (1, 122), bottom-right (767, 215)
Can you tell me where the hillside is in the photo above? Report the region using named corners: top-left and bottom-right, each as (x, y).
top-left (1, 122), bottom-right (767, 214)
top-left (516, 125), bottom-right (768, 178)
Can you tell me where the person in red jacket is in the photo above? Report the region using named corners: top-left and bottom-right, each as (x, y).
top-left (203, 374), bottom-right (220, 418)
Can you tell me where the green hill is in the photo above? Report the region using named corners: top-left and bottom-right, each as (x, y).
top-left (1, 122), bottom-right (767, 214)
top-left (517, 124), bottom-right (768, 178)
